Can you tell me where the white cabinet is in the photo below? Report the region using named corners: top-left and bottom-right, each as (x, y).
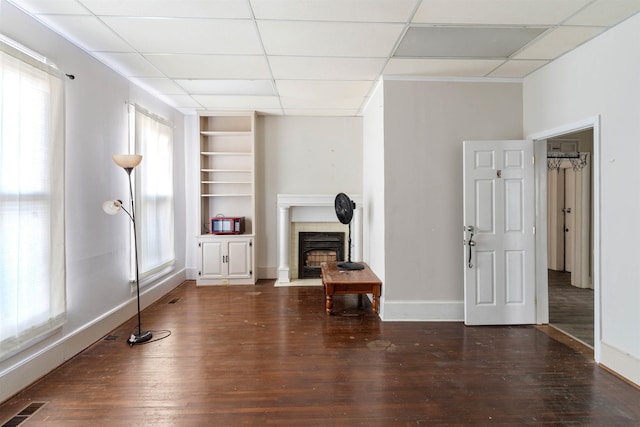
top-left (196, 111), bottom-right (257, 286)
top-left (197, 236), bottom-right (254, 285)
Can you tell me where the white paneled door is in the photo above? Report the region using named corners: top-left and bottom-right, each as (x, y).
top-left (463, 141), bottom-right (536, 325)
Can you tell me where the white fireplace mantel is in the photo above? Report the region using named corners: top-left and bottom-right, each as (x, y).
top-left (277, 194), bottom-right (362, 283)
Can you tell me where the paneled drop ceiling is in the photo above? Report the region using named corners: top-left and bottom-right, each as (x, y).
top-left (6, 0), bottom-right (640, 116)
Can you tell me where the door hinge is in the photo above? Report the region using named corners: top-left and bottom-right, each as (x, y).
top-left (249, 240), bottom-right (253, 247)
top-left (198, 242), bottom-right (201, 248)
top-left (533, 226), bottom-right (536, 235)
top-left (198, 271), bottom-right (201, 276)
top-left (532, 156), bottom-right (535, 165)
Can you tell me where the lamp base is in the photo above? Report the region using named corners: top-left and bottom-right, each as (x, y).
top-left (337, 261), bottom-right (364, 271)
top-left (127, 331), bottom-right (152, 345)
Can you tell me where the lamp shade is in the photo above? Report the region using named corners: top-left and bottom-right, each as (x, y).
top-left (102, 200), bottom-right (122, 215)
top-left (112, 154), bottom-right (142, 169)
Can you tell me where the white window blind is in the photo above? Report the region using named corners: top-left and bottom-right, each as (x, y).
top-left (133, 107), bottom-right (175, 279)
top-left (0, 39), bottom-right (66, 359)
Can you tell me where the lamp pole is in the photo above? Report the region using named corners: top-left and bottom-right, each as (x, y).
top-left (105, 154), bottom-right (152, 345)
top-left (124, 166), bottom-right (150, 344)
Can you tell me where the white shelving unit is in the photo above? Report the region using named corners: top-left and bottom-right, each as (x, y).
top-left (196, 112), bottom-right (256, 285)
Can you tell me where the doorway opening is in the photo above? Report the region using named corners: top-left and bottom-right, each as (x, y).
top-left (545, 130), bottom-right (594, 348)
top-left (528, 116), bottom-right (602, 362)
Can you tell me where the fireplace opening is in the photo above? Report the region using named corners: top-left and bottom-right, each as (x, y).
top-left (298, 232), bottom-right (345, 278)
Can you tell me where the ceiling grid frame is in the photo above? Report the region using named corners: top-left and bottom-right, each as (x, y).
top-left (5, 0), bottom-right (640, 116)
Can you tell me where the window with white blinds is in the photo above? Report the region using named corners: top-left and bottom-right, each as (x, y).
top-left (0, 38), bottom-right (66, 359)
top-left (132, 106), bottom-right (175, 280)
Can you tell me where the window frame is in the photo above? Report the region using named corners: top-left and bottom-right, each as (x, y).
top-left (0, 37), bottom-right (66, 361)
top-left (129, 104), bottom-right (176, 285)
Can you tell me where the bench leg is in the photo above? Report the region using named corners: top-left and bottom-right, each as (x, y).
top-left (372, 293), bottom-right (379, 314)
top-left (325, 294), bottom-right (333, 315)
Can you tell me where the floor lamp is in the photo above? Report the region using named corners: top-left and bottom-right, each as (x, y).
top-left (103, 154), bottom-right (152, 345)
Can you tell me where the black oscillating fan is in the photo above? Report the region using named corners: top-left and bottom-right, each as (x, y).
top-left (334, 193), bottom-right (364, 270)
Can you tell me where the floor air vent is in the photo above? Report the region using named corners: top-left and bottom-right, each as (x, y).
top-left (2, 402), bottom-right (47, 427)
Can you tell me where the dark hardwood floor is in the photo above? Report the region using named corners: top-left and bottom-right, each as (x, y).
top-left (548, 270), bottom-right (594, 347)
top-left (2, 280), bottom-right (639, 426)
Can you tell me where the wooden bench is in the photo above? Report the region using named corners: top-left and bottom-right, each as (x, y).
top-left (320, 261), bottom-right (382, 315)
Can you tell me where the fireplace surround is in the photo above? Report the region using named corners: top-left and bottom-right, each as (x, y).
top-left (277, 194), bottom-right (362, 283)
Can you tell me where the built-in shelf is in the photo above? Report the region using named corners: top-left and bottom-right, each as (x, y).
top-left (197, 111), bottom-right (257, 285)
top-left (201, 152), bottom-right (252, 156)
top-left (200, 131), bottom-right (252, 136)
top-left (201, 194), bottom-right (253, 197)
top-left (202, 181), bottom-right (252, 184)
top-left (201, 169), bottom-right (251, 173)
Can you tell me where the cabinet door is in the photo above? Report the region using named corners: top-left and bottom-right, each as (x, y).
top-left (200, 240), bottom-right (224, 278)
top-left (227, 239), bottom-right (252, 278)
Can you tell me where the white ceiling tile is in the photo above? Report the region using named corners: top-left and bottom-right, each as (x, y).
top-left (131, 77), bottom-right (187, 94)
top-left (176, 79), bottom-right (276, 96)
top-left (33, 15), bottom-right (134, 52)
top-left (413, 0), bottom-right (591, 25)
top-left (192, 95), bottom-right (282, 110)
top-left (79, 0), bottom-right (252, 18)
top-left (269, 57), bottom-right (385, 80)
top-left (258, 21), bottom-right (405, 57)
top-left (514, 26), bottom-right (606, 60)
top-left (564, 0), bottom-right (640, 26)
top-left (251, 0), bottom-right (419, 22)
top-left (280, 96), bottom-right (365, 109)
top-left (101, 17), bottom-right (262, 54)
top-left (144, 54), bottom-right (272, 79)
top-left (276, 80), bottom-right (374, 99)
top-left (91, 52), bottom-right (164, 77)
top-left (282, 108), bottom-right (361, 116)
top-left (384, 58), bottom-right (504, 77)
top-left (7, 0), bottom-right (89, 14)
top-left (488, 60), bottom-right (549, 77)
top-left (161, 94), bottom-right (204, 109)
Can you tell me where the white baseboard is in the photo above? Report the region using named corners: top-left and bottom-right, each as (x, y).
top-left (600, 342), bottom-right (640, 387)
top-left (381, 299), bottom-right (464, 321)
top-left (0, 269), bottom-right (186, 404)
top-left (188, 267), bottom-right (276, 282)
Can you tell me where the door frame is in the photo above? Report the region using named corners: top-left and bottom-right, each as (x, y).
top-left (527, 115), bottom-right (601, 362)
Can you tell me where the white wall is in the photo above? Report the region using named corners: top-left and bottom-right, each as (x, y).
top-left (255, 116), bottom-right (363, 278)
top-left (523, 13), bottom-right (640, 386)
top-left (362, 81), bottom-right (386, 295)
top-left (0, 1), bottom-right (187, 403)
top-left (369, 79), bottom-right (523, 320)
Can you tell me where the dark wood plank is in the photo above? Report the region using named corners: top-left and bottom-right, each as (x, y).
top-left (1, 280), bottom-right (639, 426)
top-left (548, 269), bottom-right (594, 347)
